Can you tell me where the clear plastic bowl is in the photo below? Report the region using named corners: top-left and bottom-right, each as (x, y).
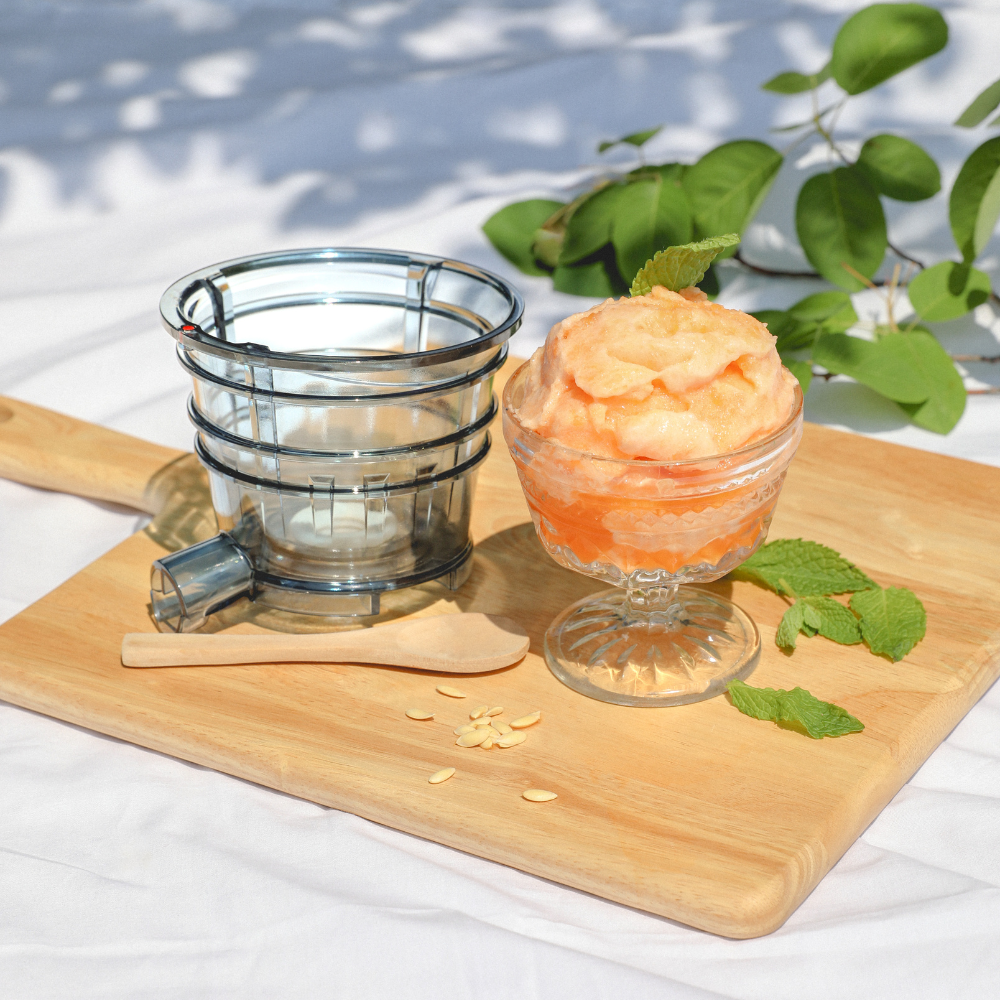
top-left (154, 248), bottom-right (522, 628)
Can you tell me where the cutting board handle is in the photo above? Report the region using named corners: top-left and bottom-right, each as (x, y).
top-left (0, 395), bottom-right (187, 514)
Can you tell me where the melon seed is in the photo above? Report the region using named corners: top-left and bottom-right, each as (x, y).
top-left (522, 789), bottom-right (557, 802)
top-left (510, 711), bottom-right (541, 729)
top-left (456, 729), bottom-right (490, 747)
top-left (496, 732), bottom-right (526, 748)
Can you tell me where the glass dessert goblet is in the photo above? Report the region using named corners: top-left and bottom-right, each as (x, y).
top-left (502, 364), bottom-right (803, 707)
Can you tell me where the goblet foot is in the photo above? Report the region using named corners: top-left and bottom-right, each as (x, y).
top-left (544, 585), bottom-right (760, 707)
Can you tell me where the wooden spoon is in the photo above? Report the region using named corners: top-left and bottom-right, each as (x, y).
top-left (121, 613), bottom-right (530, 672)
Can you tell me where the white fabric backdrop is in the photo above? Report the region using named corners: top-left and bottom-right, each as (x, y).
top-left (1, 1), bottom-right (998, 995)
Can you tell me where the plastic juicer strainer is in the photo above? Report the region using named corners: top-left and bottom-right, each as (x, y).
top-left (151, 248), bottom-right (523, 632)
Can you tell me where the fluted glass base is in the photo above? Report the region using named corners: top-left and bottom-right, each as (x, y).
top-left (544, 585), bottom-right (760, 707)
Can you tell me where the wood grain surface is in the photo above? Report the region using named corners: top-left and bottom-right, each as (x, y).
top-left (1, 362), bottom-right (999, 938)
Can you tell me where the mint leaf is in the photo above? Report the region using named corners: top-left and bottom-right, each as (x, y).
top-left (728, 680), bottom-right (864, 738)
top-left (776, 602), bottom-right (806, 650)
top-left (775, 596), bottom-right (859, 650)
top-left (802, 602), bottom-right (822, 631)
top-left (630, 234), bottom-right (739, 296)
top-left (803, 595), bottom-right (863, 645)
top-left (849, 586), bottom-right (926, 661)
top-left (732, 538), bottom-right (876, 597)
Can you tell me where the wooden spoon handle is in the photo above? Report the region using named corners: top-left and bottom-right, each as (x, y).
top-left (0, 395), bottom-right (184, 513)
top-left (122, 632), bottom-right (386, 668)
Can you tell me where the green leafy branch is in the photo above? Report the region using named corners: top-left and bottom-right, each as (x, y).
top-left (482, 2), bottom-right (1000, 435)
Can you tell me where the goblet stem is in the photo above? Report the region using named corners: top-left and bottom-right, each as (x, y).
top-left (622, 584), bottom-right (681, 627)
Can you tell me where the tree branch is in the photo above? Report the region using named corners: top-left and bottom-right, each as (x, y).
top-left (733, 250), bottom-right (820, 279)
top-left (886, 241), bottom-right (925, 270)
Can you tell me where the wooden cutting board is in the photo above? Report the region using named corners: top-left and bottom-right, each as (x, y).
top-left (1, 363), bottom-right (999, 938)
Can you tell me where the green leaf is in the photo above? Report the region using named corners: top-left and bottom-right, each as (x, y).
top-left (629, 162), bottom-right (688, 183)
top-left (783, 359), bottom-right (814, 394)
top-left (849, 586), bottom-right (926, 661)
top-left (775, 596), bottom-right (863, 650)
top-left (732, 538), bottom-right (875, 597)
top-left (803, 595), bottom-right (863, 645)
top-left (630, 234), bottom-right (739, 297)
top-left (812, 331), bottom-right (927, 402)
top-left (750, 309), bottom-right (794, 336)
top-left (894, 327), bottom-right (967, 434)
top-left (750, 309), bottom-right (818, 353)
top-left (558, 185), bottom-right (622, 265)
top-left (855, 134), bottom-right (941, 202)
top-left (762, 64), bottom-right (831, 94)
top-left (955, 76), bottom-right (1000, 128)
top-left (532, 227), bottom-right (563, 270)
top-left (598, 126), bottom-right (663, 153)
top-left (552, 259), bottom-right (621, 298)
top-left (814, 329), bottom-right (966, 432)
top-left (776, 602), bottom-right (806, 650)
top-left (949, 137), bottom-right (1000, 263)
top-left (622, 126), bottom-right (662, 147)
top-left (908, 261), bottom-right (991, 321)
top-left (728, 680), bottom-right (865, 739)
top-left (802, 602), bottom-right (822, 631)
top-left (683, 140), bottom-right (783, 251)
top-left (778, 321), bottom-right (820, 353)
top-left (482, 199), bottom-right (564, 276)
top-left (787, 291), bottom-right (858, 333)
top-left (796, 167), bottom-right (887, 290)
top-left (612, 177), bottom-right (694, 285)
top-left (830, 3), bottom-right (948, 96)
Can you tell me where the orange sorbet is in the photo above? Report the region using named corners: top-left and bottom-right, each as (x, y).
top-left (516, 285), bottom-right (797, 462)
top-left (504, 287), bottom-right (802, 579)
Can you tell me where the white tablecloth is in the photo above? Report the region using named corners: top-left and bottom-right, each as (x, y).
top-left (2, 2), bottom-right (998, 995)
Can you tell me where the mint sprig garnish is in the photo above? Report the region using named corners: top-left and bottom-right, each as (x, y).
top-left (732, 538), bottom-right (926, 662)
top-left (629, 234), bottom-right (740, 296)
top-left (728, 680), bottom-right (864, 739)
